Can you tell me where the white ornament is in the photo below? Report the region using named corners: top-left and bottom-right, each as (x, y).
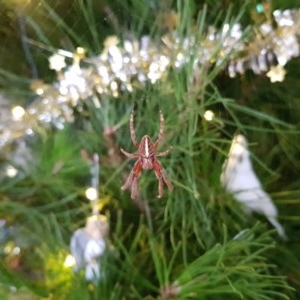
top-left (84, 239), bottom-right (106, 281)
top-left (70, 215), bottom-right (109, 281)
top-left (221, 134), bottom-right (286, 239)
top-left (266, 65), bottom-right (286, 83)
top-left (49, 53), bottom-right (66, 71)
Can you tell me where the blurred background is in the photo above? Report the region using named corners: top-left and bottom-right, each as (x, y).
top-left (0, 0), bottom-right (300, 299)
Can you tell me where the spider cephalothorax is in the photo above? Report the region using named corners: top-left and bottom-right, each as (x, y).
top-left (120, 110), bottom-right (173, 200)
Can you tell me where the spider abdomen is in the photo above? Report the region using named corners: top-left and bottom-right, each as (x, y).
top-left (141, 157), bottom-right (154, 170)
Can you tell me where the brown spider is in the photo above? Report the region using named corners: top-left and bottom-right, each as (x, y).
top-left (120, 110), bottom-right (173, 200)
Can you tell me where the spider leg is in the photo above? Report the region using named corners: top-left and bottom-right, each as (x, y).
top-left (155, 146), bottom-right (173, 157)
top-left (120, 148), bottom-right (140, 159)
top-left (162, 168), bottom-right (173, 190)
top-left (153, 159), bottom-right (173, 198)
top-left (131, 175), bottom-right (139, 200)
top-left (154, 110), bottom-right (165, 148)
top-left (121, 159), bottom-right (143, 200)
top-left (130, 110), bottom-right (139, 148)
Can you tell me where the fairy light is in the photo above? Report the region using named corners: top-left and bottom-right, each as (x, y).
top-left (110, 81), bottom-right (118, 91)
top-left (75, 47), bottom-right (86, 59)
top-left (256, 4), bottom-right (264, 13)
top-left (35, 87), bottom-right (44, 95)
top-left (49, 53), bottom-right (66, 71)
top-left (4, 242), bottom-right (14, 254)
top-left (11, 106), bottom-right (25, 121)
top-left (25, 128), bottom-right (34, 136)
top-left (64, 254), bottom-right (76, 268)
top-left (6, 165), bottom-right (18, 177)
top-left (13, 247), bottom-right (20, 255)
top-left (59, 86), bottom-right (69, 95)
top-left (204, 110), bottom-right (215, 121)
top-left (85, 187), bottom-right (98, 201)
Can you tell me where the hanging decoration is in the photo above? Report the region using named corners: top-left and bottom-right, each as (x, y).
top-left (70, 151), bottom-right (109, 281)
top-left (70, 214), bottom-right (109, 281)
top-left (220, 134), bottom-right (286, 239)
top-left (1, 8), bottom-right (300, 150)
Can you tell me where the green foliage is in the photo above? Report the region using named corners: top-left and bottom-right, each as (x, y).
top-left (1, 0), bottom-right (300, 299)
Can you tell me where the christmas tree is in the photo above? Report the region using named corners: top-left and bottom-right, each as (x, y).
top-left (1, 0), bottom-right (300, 299)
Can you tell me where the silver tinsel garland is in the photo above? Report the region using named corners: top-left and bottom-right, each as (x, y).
top-left (1, 8), bottom-right (300, 152)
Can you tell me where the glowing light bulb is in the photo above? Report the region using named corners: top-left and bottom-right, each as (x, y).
top-left (110, 81), bottom-right (118, 91)
top-left (204, 110), bottom-right (215, 121)
top-left (11, 106), bottom-right (25, 121)
top-left (64, 254), bottom-right (76, 268)
top-left (4, 242), bottom-right (14, 254)
top-left (36, 88), bottom-right (44, 95)
top-left (49, 53), bottom-right (66, 71)
top-left (13, 247), bottom-right (20, 255)
top-left (85, 187), bottom-right (98, 201)
top-left (76, 47), bottom-right (86, 57)
top-left (6, 165), bottom-right (18, 177)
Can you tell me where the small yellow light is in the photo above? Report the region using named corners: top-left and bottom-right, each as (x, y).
top-left (11, 106), bottom-right (25, 121)
top-left (177, 52), bottom-right (184, 61)
top-left (204, 110), bottom-right (215, 121)
top-left (74, 47), bottom-right (86, 61)
top-left (110, 81), bottom-right (118, 91)
top-left (85, 187), bottom-right (98, 201)
top-left (76, 47), bottom-right (85, 55)
top-left (36, 88), bottom-right (44, 95)
top-left (64, 254), bottom-right (76, 268)
top-left (6, 165), bottom-right (18, 177)
top-left (4, 242), bottom-right (14, 254)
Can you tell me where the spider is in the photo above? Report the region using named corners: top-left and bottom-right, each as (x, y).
top-left (120, 110), bottom-right (173, 200)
